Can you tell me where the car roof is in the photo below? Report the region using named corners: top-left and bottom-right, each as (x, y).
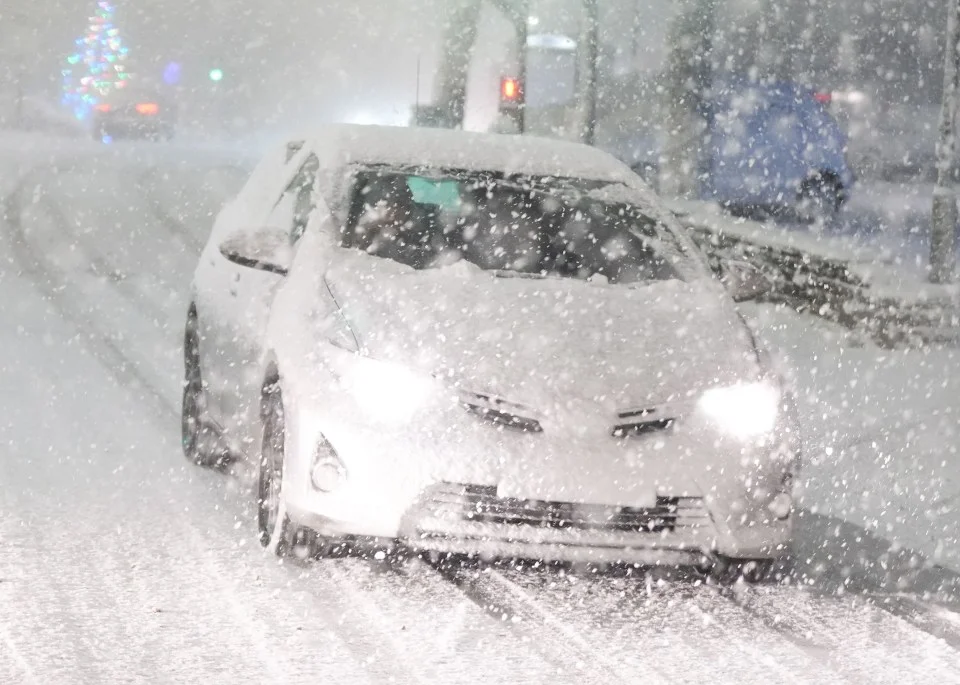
top-left (298, 124), bottom-right (637, 183)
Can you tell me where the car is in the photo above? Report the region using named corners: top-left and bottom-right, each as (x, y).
top-left (599, 78), bottom-right (855, 223)
top-left (183, 124), bottom-right (799, 579)
top-left (91, 86), bottom-right (177, 141)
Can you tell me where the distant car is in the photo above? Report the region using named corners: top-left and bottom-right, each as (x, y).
top-left (600, 79), bottom-right (856, 222)
top-left (183, 124), bottom-right (799, 580)
top-left (91, 87), bottom-right (177, 141)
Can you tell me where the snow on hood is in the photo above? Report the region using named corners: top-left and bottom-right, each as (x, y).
top-left (325, 252), bottom-right (760, 416)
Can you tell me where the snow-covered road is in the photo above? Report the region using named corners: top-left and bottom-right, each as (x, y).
top-left (2, 140), bottom-right (960, 683)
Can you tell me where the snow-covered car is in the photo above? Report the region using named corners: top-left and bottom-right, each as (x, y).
top-left (703, 80), bottom-right (855, 220)
top-left (600, 78), bottom-right (855, 223)
top-left (182, 124), bottom-right (799, 577)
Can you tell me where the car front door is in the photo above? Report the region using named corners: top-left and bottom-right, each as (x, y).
top-left (213, 153), bottom-right (321, 454)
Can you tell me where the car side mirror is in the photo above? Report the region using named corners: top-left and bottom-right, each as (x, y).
top-left (720, 259), bottom-right (772, 302)
top-left (218, 228), bottom-right (291, 276)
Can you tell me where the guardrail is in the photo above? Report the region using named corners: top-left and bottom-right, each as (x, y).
top-left (670, 202), bottom-right (960, 348)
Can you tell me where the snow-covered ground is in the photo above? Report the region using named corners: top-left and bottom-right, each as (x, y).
top-left (2, 133), bottom-right (960, 682)
top-left (746, 304), bottom-right (960, 573)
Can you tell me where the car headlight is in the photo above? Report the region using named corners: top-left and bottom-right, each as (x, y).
top-left (343, 358), bottom-right (436, 425)
top-left (698, 381), bottom-right (779, 440)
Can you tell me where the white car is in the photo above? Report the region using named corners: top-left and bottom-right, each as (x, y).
top-left (183, 124), bottom-right (798, 578)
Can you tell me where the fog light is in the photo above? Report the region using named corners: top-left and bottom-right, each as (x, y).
top-left (311, 456), bottom-right (345, 493)
top-left (767, 492), bottom-right (792, 520)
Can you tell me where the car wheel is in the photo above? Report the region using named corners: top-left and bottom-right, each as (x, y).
top-left (258, 383), bottom-right (322, 560)
top-left (181, 309), bottom-right (226, 468)
top-left (797, 176), bottom-right (841, 226)
top-left (708, 556), bottom-right (775, 585)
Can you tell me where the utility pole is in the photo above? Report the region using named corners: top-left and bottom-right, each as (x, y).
top-left (581, 0), bottom-right (600, 146)
top-left (516, 14), bottom-right (529, 134)
top-left (660, 0), bottom-right (715, 198)
top-left (432, 0), bottom-right (483, 129)
top-left (931, 0), bottom-right (960, 284)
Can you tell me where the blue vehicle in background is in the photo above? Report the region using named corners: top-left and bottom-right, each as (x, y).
top-left (599, 78), bottom-right (856, 223)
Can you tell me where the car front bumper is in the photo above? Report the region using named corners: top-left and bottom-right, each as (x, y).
top-left (286, 479), bottom-right (792, 565)
top-left (281, 372), bottom-right (796, 565)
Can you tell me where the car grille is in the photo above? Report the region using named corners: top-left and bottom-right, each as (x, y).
top-left (612, 407), bottom-right (678, 438)
top-left (423, 483), bottom-right (709, 534)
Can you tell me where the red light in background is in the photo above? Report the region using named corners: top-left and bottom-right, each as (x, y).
top-left (814, 92), bottom-right (832, 105)
top-left (94, 103), bottom-right (111, 112)
top-left (135, 102), bottom-right (160, 115)
top-left (501, 77), bottom-right (521, 102)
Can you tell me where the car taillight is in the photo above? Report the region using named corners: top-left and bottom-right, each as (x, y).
top-left (94, 103), bottom-right (111, 112)
top-left (136, 103), bottom-right (160, 115)
top-left (813, 92), bottom-right (832, 105)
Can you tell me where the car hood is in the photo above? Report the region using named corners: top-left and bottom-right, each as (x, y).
top-left (325, 254), bottom-right (761, 416)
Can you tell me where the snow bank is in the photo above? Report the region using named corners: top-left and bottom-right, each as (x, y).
top-left (746, 303), bottom-right (960, 573)
top-left (670, 199), bottom-right (960, 346)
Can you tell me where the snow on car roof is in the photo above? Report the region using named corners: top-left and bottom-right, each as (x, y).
top-left (303, 124), bottom-right (637, 182)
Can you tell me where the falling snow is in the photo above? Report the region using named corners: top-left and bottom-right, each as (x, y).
top-left (1, 1), bottom-right (960, 683)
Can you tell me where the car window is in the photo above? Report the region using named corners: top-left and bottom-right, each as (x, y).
top-left (342, 168), bottom-right (687, 285)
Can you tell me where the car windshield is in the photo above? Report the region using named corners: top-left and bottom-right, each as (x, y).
top-left (342, 168), bottom-right (686, 284)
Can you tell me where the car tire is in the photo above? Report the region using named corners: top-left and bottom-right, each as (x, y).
top-left (797, 176), bottom-right (842, 226)
top-left (258, 383), bottom-right (323, 561)
top-left (181, 309), bottom-right (227, 468)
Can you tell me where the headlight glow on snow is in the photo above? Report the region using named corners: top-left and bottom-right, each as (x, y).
top-left (344, 359), bottom-right (435, 424)
top-left (698, 381), bottom-right (779, 440)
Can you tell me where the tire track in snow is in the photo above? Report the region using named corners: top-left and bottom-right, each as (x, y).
top-left (325, 557), bottom-right (566, 684)
top-left (430, 560), bottom-right (669, 684)
top-left (18, 165), bottom-right (196, 327)
top-left (713, 584), bottom-right (960, 683)
top-left (6, 163), bottom-right (215, 413)
top-left (449, 566), bottom-right (865, 684)
top-left (4, 183), bottom-right (178, 422)
top-left (0, 620), bottom-right (37, 685)
top-left (134, 164), bottom-right (247, 253)
top-left (32, 190), bottom-right (172, 326)
top-left (869, 595), bottom-right (960, 652)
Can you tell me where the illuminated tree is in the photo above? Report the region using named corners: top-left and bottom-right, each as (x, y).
top-left (61, 1), bottom-right (132, 118)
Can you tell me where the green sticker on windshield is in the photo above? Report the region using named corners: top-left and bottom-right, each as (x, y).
top-left (407, 176), bottom-right (461, 210)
